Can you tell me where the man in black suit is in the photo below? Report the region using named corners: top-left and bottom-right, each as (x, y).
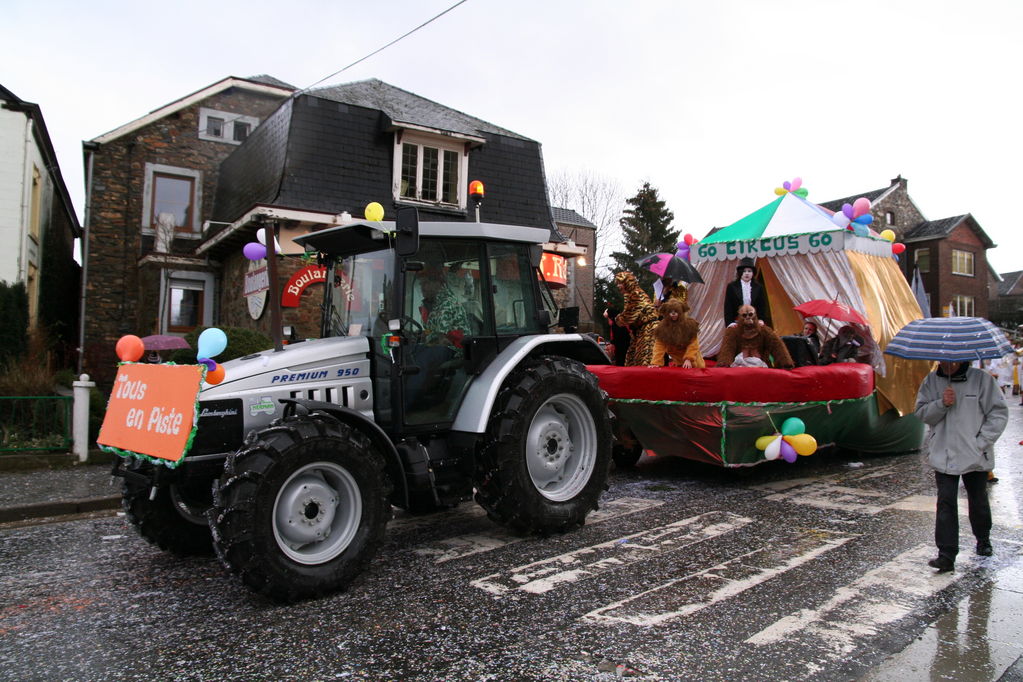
top-left (723, 257), bottom-right (767, 326)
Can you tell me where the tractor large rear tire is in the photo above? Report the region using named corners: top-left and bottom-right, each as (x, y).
top-left (208, 412), bottom-right (391, 603)
top-left (122, 460), bottom-right (214, 556)
top-left (474, 356), bottom-right (611, 534)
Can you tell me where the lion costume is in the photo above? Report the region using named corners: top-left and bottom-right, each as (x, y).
top-left (650, 298), bottom-right (704, 367)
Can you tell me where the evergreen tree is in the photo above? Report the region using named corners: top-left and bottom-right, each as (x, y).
top-left (609, 182), bottom-right (680, 292)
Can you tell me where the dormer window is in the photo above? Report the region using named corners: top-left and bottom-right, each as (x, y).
top-left (199, 107), bottom-right (259, 145)
top-left (392, 130), bottom-right (472, 209)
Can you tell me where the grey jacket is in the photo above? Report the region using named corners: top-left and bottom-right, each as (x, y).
top-left (915, 366), bottom-right (1008, 475)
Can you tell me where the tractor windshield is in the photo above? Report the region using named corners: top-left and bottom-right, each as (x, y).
top-left (322, 248), bottom-right (395, 339)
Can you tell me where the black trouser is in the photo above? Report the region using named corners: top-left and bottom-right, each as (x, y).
top-left (935, 470), bottom-right (991, 562)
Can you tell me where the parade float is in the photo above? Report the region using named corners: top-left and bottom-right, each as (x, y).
top-left (590, 180), bottom-right (931, 467)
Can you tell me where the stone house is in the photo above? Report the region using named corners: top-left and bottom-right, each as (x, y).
top-left (0, 84), bottom-right (81, 356)
top-left (80, 75), bottom-right (296, 381)
top-left (81, 76), bottom-right (569, 383)
top-left (821, 176), bottom-right (995, 319)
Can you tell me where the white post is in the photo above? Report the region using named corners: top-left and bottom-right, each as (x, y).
top-left (72, 373), bottom-right (96, 463)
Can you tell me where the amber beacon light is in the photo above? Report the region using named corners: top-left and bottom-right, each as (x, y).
top-left (469, 180), bottom-right (484, 221)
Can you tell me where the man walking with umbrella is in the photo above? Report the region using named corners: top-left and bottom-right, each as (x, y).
top-left (888, 316), bottom-right (1013, 572)
top-left (915, 359), bottom-right (1007, 571)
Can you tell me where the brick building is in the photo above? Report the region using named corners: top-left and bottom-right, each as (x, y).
top-left (550, 207), bottom-right (596, 332)
top-left (81, 77), bottom-right (568, 383)
top-left (990, 270), bottom-right (1023, 328)
top-left (821, 176), bottom-right (995, 319)
top-left (80, 75), bottom-right (295, 381)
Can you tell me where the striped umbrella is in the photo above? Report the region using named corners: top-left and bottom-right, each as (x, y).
top-left (884, 316), bottom-right (1012, 362)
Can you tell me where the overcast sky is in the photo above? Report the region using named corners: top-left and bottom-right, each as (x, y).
top-left (4, 0), bottom-right (1020, 273)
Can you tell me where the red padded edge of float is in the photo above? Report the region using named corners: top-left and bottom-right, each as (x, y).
top-left (585, 364), bottom-right (874, 403)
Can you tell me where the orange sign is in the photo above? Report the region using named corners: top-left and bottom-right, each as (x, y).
top-left (97, 363), bottom-right (204, 465)
top-left (540, 253), bottom-right (568, 287)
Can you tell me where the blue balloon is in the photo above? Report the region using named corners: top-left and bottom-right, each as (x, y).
top-left (197, 327), bottom-right (228, 359)
top-left (894, 254), bottom-right (900, 262)
top-left (854, 214), bottom-right (873, 225)
top-left (852, 224), bottom-right (870, 237)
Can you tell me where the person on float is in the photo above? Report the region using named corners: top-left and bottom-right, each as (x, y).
top-left (649, 298), bottom-right (704, 368)
top-left (655, 276), bottom-right (688, 309)
top-left (818, 325), bottom-right (870, 365)
top-left (602, 304), bottom-right (631, 367)
top-left (723, 257), bottom-right (767, 327)
top-left (915, 359), bottom-right (1007, 573)
top-left (614, 271), bottom-right (659, 367)
top-left (802, 321), bottom-right (822, 357)
top-left (717, 305), bottom-right (794, 368)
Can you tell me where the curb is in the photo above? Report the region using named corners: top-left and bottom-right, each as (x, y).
top-left (0, 496), bottom-right (121, 523)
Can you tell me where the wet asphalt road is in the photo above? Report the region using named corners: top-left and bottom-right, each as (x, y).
top-left (2, 407), bottom-right (1023, 681)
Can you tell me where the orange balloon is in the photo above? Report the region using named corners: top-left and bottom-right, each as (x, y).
top-left (206, 363), bottom-right (226, 385)
top-left (115, 334), bottom-right (144, 362)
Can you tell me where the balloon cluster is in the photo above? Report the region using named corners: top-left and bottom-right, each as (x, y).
top-left (197, 328), bottom-right (228, 385)
top-left (675, 233), bottom-right (697, 261)
top-left (832, 197), bottom-right (873, 236)
top-left (774, 177), bottom-right (808, 198)
top-left (755, 417), bottom-right (818, 463)
top-left (243, 228), bottom-right (280, 261)
top-left (115, 334), bottom-right (145, 362)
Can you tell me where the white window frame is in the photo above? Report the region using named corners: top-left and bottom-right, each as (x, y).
top-left (142, 163), bottom-right (202, 237)
top-left (198, 107), bottom-right (260, 145)
top-left (161, 270), bottom-right (215, 334)
top-left (951, 249), bottom-right (975, 277)
top-left (391, 131), bottom-right (468, 209)
top-left (952, 294), bottom-right (975, 316)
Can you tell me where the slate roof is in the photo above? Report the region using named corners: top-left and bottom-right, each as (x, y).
top-left (247, 74), bottom-right (296, 89)
top-left (903, 215), bottom-right (970, 241)
top-left (998, 271), bottom-right (1023, 297)
top-left (310, 79), bottom-right (532, 141)
top-left (818, 186), bottom-right (891, 212)
top-left (552, 207), bottom-right (597, 229)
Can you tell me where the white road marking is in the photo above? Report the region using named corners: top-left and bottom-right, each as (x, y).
top-left (763, 484), bottom-right (890, 514)
top-left (581, 529), bottom-right (854, 627)
top-left (747, 543), bottom-right (969, 655)
top-left (413, 497), bottom-right (664, 563)
top-left (472, 511), bottom-right (753, 597)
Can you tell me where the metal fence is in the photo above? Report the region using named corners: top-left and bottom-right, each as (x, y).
top-left (0, 396), bottom-right (73, 453)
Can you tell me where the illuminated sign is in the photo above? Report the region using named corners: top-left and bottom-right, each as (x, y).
top-left (541, 253), bottom-right (568, 287)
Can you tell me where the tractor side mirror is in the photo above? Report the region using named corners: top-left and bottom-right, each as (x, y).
top-left (395, 207), bottom-right (420, 257)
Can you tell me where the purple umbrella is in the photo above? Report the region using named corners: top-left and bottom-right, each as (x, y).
top-left (141, 334), bottom-right (191, 351)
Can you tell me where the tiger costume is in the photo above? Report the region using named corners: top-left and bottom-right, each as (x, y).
top-left (614, 271), bottom-right (659, 367)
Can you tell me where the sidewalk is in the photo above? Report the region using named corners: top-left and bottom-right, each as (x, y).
top-left (0, 453), bottom-right (121, 523)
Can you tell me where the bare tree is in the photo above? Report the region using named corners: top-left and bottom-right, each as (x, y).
top-left (548, 169), bottom-right (625, 274)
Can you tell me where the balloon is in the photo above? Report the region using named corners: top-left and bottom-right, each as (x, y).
top-left (780, 440), bottom-right (797, 461)
top-left (842, 203), bottom-right (855, 219)
top-left (115, 334), bottom-right (144, 362)
top-left (894, 254), bottom-right (900, 263)
top-left (764, 436), bottom-right (782, 460)
top-left (832, 213), bottom-right (851, 229)
top-left (197, 327), bottom-right (228, 359)
top-left (684, 233), bottom-right (695, 245)
top-left (781, 417), bottom-right (805, 436)
top-left (365, 202), bottom-right (385, 221)
top-left (892, 243), bottom-right (906, 255)
top-left (676, 244), bottom-right (691, 261)
top-left (205, 363), bottom-right (225, 385)
top-left (793, 188), bottom-right (808, 198)
top-left (880, 229), bottom-right (896, 242)
top-left (791, 177), bottom-right (802, 191)
top-left (243, 242), bottom-right (266, 260)
top-left (783, 181), bottom-right (791, 191)
top-left (755, 435), bottom-right (777, 450)
top-left (852, 224), bottom-right (870, 237)
top-left (786, 433), bottom-right (818, 456)
top-left (854, 214), bottom-right (874, 225)
top-left (774, 187), bottom-right (787, 196)
top-left (198, 357), bottom-right (217, 372)
top-left (852, 197), bottom-right (871, 218)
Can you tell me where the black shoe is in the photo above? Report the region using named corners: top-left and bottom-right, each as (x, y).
top-left (988, 476), bottom-right (1000, 484)
top-left (977, 541), bottom-right (993, 556)
top-left (928, 557), bottom-right (954, 572)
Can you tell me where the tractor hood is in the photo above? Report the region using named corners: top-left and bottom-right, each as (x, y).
top-left (199, 336), bottom-right (372, 398)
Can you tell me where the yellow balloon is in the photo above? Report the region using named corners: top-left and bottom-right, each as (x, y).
top-left (786, 433), bottom-right (818, 456)
top-left (774, 187), bottom-right (787, 196)
top-left (755, 435), bottom-right (778, 451)
top-left (365, 202), bottom-right (384, 221)
top-left (880, 229), bottom-right (896, 242)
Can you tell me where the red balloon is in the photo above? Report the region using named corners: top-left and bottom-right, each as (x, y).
top-left (115, 335), bottom-right (144, 362)
top-left (892, 243), bottom-right (906, 255)
top-left (684, 233), bottom-right (695, 245)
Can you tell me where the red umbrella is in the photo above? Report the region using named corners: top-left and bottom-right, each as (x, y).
top-left (794, 300), bottom-right (869, 326)
top-left (141, 334), bottom-right (191, 351)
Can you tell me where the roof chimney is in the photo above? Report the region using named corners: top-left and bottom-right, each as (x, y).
top-left (891, 175), bottom-right (907, 190)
